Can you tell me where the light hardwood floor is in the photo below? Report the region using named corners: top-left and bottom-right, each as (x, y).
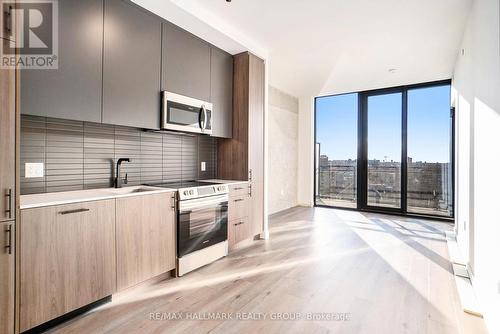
top-left (48, 207), bottom-right (488, 334)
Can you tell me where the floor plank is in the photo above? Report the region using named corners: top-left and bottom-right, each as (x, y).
top-left (47, 207), bottom-right (489, 334)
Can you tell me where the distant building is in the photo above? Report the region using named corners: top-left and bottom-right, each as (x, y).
top-left (317, 154), bottom-right (451, 213)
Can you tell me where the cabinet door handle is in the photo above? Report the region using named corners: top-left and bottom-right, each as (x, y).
top-left (58, 208), bottom-right (90, 215)
top-left (233, 198), bottom-right (244, 202)
top-left (5, 188), bottom-right (12, 219)
top-left (233, 187), bottom-right (245, 191)
top-left (171, 194), bottom-right (176, 210)
top-left (5, 224), bottom-right (12, 254)
top-left (4, 5), bottom-right (12, 33)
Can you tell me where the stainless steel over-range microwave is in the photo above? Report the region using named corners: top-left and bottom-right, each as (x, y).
top-left (161, 91), bottom-right (213, 135)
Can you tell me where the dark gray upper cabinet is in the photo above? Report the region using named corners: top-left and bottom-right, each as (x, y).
top-left (103, 0), bottom-right (161, 129)
top-left (162, 22), bottom-right (211, 102)
top-left (210, 47), bottom-right (233, 138)
top-left (21, 0), bottom-right (103, 122)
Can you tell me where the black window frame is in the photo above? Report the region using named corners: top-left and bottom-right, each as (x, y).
top-left (313, 79), bottom-right (454, 221)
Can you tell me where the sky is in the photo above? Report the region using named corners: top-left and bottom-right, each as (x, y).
top-left (316, 85), bottom-right (451, 163)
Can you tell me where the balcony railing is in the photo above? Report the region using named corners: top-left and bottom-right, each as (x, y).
top-left (316, 163), bottom-right (452, 215)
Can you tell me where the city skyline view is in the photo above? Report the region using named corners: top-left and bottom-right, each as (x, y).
top-left (316, 85), bottom-right (452, 163)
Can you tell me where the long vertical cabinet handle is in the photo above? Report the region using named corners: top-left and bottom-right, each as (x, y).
top-left (5, 188), bottom-right (12, 219)
top-left (4, 5), bottom-right (12, 33)
top-left (5, 224), bottom-right (12, 254)
top-left (248, 169), bottom-right (253, 197)
top-left (171, 193), bottom-right (176, 210)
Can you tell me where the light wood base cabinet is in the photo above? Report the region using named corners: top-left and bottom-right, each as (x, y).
top-left (228, 217), bottom-right (251, 250)
top-left (227, 183), bottom-right (254, 250)
top-left (228, 195), bottom-right (249, 223)
top-left (20, 200), bottom-right (116, 332)
top-left (0, 221), bottom-right (14, 334)
top-left (116, 192), bottom-right (176, 291)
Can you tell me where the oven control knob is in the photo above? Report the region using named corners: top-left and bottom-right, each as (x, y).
top-left (184, 190), bottom-right (189, 196)
top-left (189, 190), bottom-right (194, 195)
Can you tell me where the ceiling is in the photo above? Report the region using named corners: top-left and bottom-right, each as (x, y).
top-left (136, 0), bottom-right (472, 97)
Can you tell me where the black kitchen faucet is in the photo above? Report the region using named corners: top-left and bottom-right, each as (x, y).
top-left (115, 158), bottom-right (131, 188)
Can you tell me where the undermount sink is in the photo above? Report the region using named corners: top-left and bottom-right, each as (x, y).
top-left (121, 188), bottom-right (152, 193)
top-left (100, 186), bottom-right (161, 195)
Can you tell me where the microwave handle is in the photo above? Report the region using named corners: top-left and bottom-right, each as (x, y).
top-left (203, 105), bottom-right (208, 130)
top-left (199, 105), bottom-right (207, 131)
top-left (198, 106), bottom-right (204, 130)
top-left (161, 91), bottom-right (168, 126)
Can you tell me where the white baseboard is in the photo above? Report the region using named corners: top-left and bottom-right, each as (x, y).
top-left (446, 232), bottom-right (483, 318)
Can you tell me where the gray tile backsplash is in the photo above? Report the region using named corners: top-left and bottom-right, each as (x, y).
top-left (20, 115), bottom-right (217, 195)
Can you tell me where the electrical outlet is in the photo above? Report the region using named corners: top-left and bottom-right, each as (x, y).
top-left (201, 161), bottom-right (206, 172)
top-left (25, 162), bottom-right (44, 178)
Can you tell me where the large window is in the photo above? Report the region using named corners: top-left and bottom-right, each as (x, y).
top-left (315, 93), bottom-right (358, 208)
top-left (407, 85), bottom-right (453, 216)
top-left (314, 81), bottom-right (453, 218)
top-left (366, 92), bottom-right (402, 209)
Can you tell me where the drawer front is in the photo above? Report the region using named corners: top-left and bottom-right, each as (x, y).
top-left (228, 217), bottom-right (251, 249)
top-left (229, 183), bottom-right (248, 198)
top-left (228, 195), bottom-right (249, 222)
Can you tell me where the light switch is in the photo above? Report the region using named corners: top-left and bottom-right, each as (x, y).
top-left (25, 162), bottom-right (44, 178)
top-left (201, 161), bottom-right (206, 172)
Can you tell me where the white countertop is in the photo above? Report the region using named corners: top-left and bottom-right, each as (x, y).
top-left (20, 186), bottom-right (176, 209)
top-left (20, 180), bottom-right (246, 209)
top-left (199, 179), bottom-right (248, 185)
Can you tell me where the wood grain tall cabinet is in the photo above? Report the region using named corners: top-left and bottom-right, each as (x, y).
top-left (0, 35), bottom-right (18, 334)
top-left (218, 52), bottom-right (265, 239)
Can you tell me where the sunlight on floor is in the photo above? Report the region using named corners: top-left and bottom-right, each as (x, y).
top-left (345, 214), bottom-right (455, 326)
top-left (104, 242), bottom-right (382, 309)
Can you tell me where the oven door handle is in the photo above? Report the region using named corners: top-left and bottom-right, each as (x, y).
top-left (178, 194), bottom-right (229, 211)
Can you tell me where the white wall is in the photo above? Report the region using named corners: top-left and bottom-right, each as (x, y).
top-left (453, 0), bottom-right (500, 332)
top-left (268, 87), bottom-right (299, 214)
top-left (297, 96), bottom-right (315, 207)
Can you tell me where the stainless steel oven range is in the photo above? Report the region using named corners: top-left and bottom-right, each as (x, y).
top-left (147, 181), bottom-right (228, 276)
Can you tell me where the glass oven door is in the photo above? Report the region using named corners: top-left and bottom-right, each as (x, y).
top-left (177, 194), bottom-right (228, 257)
